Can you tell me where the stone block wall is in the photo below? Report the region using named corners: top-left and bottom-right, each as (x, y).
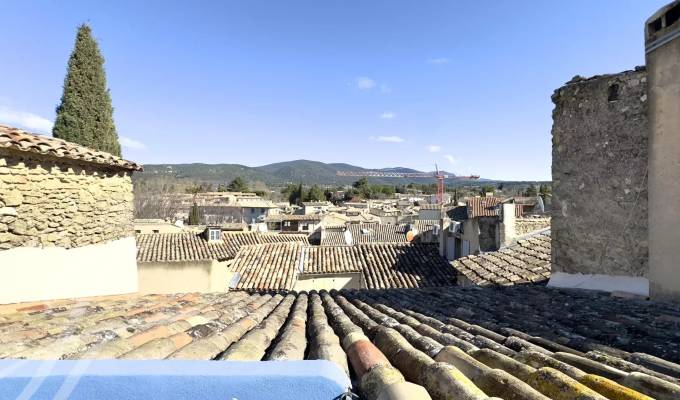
top-left (0, 149), bottom-right (134, 250)
top-left (551, 68), bottom-right (649, 277)
top-left (515, 217), bottom-right (551, 236)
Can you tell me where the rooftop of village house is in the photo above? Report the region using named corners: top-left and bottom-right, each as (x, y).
top-left (1, 285), bottom-right (679, 399)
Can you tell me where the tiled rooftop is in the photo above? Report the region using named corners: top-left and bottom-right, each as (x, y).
top-left (230, 243), bottom-right (303, 291)
top-left (466, 196), bottom-right (503, 218)
top-left (0, 124), bottom-right (142, 171)
top-left (136, 233), bottom-right (233, 262)
top-left (136, 231), bottom-right (309, 262)
top-left (452, 231), bottom-right (551, 286)
top-left (2, 286), bottom-right (679, 399)
top-left (324, 221), bottom-right (441, 246)
top-left (228, 243), bottom-right (456, 291)
top-left (265, 214), bottom-right (324, 222)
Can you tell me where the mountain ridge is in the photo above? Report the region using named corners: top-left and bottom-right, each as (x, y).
top-left (134, 159), bottom-right (474, 186)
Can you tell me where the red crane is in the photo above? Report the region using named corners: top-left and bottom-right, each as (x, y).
top-left (336, 166), bottom-right (480, 204)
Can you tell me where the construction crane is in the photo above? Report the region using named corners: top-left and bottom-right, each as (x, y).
top-left (336, 165), bottom-right (480, 204)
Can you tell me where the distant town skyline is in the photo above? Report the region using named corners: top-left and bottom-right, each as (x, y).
top-left (0, 0), bottom-right (668, 180)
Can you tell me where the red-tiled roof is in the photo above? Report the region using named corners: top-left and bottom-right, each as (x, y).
top-left (467, 197), bottom-right (502, 218)
top-left (0, 125), bottom-right (142, 171)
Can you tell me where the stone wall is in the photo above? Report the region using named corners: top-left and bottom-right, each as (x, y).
top-left (551, 68), bottom-right (649, 277)
top-left (515, 217), bottom-right (551, 236)
top-left (0, 149), bottom-right (134, 250)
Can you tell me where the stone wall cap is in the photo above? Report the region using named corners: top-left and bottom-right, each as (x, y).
top-left (0, 124), bottom-right (142, 172)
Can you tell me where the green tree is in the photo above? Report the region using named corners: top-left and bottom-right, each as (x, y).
top-left (305, 185), bottom-right (325, 202)
top-left (524, 185), bottom-right (538, 197)
top-left (352, 178), bottom-right (372, 199)
top-left (481, 185), bottom-right (496, 196)
top-left (227, 177), bottom-right (249, 192)
top-left (53, 24), bottom-right (121, 156)
top-left (188, 203), bottom-right (201, 225)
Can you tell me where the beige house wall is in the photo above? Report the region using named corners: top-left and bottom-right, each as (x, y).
top-left (138, 259), bottom-right (232, 294)
top-left (0, 237), bottom-right (137, 304)
top-left (134, 222), bottom-right (183, 234)
top-left (646, 3), bottom-right (680, 301)
top-left (294, 272), bottom-right (363, 291)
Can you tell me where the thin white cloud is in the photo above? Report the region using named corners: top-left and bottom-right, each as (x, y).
top-left (119, 136), bottom-right (146, 150)
top-left (356, 77), bottom-right (376, 90)
top-left (428, 145), bottom-right (442, 153)
top-left (0, 106), bottom-right (53, 134)
top-left (427, 57), bottom-right (450, 65)
top-left (370, 136), bottom-right (404, 143)
top-left (380, 112), bottom-right (396, 120)
top-left (444, 154), bottom-right (457, 164)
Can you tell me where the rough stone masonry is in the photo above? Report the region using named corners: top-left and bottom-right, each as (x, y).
top-left (551, 68), bottom-right (649, 278)
top-left (0, 149), bottom-right (134, 250)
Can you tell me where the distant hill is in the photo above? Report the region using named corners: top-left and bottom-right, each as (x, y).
top-left (135, 159), bottom-right (479, 187)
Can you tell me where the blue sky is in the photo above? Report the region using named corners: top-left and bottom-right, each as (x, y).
top-left (0, 1), bottom-right (667, 180)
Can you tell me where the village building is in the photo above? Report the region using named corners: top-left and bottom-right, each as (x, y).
top-left (417, 203), bottom-right (443, 220)
top-left (133, 218), bottom-right (184, 234)
top-left (264, 213), bottom-right (323, 234)
top-left (0, 125), bottom-right (142, 304)
top-left (227, 242), bottom-right (456, 291)
top-left (368, 207), bottom-right (402, 224)
top-left (451, 229), bottom-right (551, 286)
top-left (199, 198), bottom-right (278, 225)
top-left (301, 201), bottom-right (332, 214)
top-left (135, 229), bottom-right (309, 293)
top-left (437, 197), bottom-right (516, 261)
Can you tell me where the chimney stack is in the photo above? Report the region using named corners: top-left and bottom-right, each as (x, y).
top-left (646, 1), bottom-right (680, 301)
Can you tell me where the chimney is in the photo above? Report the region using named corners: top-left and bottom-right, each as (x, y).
top-left (646, 1), bottom-right (680, 301)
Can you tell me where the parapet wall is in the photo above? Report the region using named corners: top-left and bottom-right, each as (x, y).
top-left (515, 217), bottom-right (550, 236)
top-left (0, 149), bottom-right (134, 249)
top-left (551, 69), bottom-right (649, 281)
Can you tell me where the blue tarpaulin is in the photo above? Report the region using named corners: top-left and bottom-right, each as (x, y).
top-left (0, 359), bottom-right (350, 400)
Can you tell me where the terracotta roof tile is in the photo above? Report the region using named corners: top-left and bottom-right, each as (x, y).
top-left (451, 231), bottom-right (551, 286)
top-left (466, 197), bottom-right (503, 218)
top-left (229, 242), bottom-right (455, 290)
top-left (136, 231), bottom-right (309, 262)
top-left (230, 243), bottom-right (303, 291)
top-left (2, 286), bottom-right (680, 400)
top-left (0, 124), bottom-right (142, 171)
top-left (136, 233), bottom-right (232, 262)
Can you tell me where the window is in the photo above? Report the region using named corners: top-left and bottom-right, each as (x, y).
top-left (260, 208), bottom-right (266, 214)
top-left (284, 221), bottom-right (291, 227)
top-left (608, 83), bottom-right (620, 102)
top-left (208, 228), bottom-right (221, 241)
top-left (152, 229), bottom-right (159, 234)
top-left (135, 230), bottom-right (141, 234)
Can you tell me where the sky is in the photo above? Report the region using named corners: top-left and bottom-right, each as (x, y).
top-left (0, 1), bottom-right (668, 180)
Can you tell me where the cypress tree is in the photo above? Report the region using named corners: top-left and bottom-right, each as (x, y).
top-left (53, 24), bottom-right (121, 156)
top-left (188, 203), bottom-right (201, 225)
